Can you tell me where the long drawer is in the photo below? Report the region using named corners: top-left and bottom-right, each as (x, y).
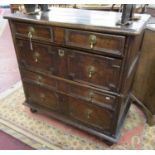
top-left (21, 69), bottom-right (118, 110)
top-left (16, 39), bottom-right (122, 92)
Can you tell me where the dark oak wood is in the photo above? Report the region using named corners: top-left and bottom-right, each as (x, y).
top-left (21, 69), bottom-right (117, 111)
top-left (24, 82), bottom-right (60, 111)
top-left (4, 8), bottom-right (150, 144)
top-left (65, 29), bottom-right (125, 56)
top-left (16, 39), bottom-right (57, 75)
top-left (67, 49), bottom-right (122, 91)
top-left (21, 69), bottom-right (57, 89)
top-left (69, 84), bottom-right (117, 110)
top-left (14, 22), bottom-right (53, 41)
top-left (132, 26), bottom-right (155, 125)
top-left (68, 96), bottom-right (113, 132)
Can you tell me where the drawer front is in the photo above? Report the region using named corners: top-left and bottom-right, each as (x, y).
top-left (68, 96), bottom-right (113, 132)
top-left (21, 69), bottom-right (117, 110)
top-left (16, 39), bottom-right (57, 74)
top-left (14, 22), bottom-right (53, 41)
top-left (21, 69), bottom-right (57, 89)
top-left (68, 50), bottom-right (122, 92)
top-left (69, 84), bottom-right (116, 110)
top-left (65, 29), bottom-right (125, 56)
top-left (24, 82), bottom-right (60, 111)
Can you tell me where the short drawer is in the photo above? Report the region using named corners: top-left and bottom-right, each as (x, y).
top-left (21, 69), bottom-right (57, 89)
top-left (68, 50), bottom-right (122, 92)
top-left (69, 84), bottom-right (116, 110)
top-left (24, 82), bottom-right (60, 111)
top-left (14, 22), bottom-right (53, 41)
top-left (65, 29), bottom-right (125, 56)
top-left (16, 39), bottom-right (56, 74)
top-left (68, 96), bottom-right (113, 132)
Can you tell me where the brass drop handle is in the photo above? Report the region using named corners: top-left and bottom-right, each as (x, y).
top-left (28, 26), bottom-right (35, 51)
top-left (88, 35), bottom-right (96, 49)
top-left (88, 91), bottom-right (94, 102)
top-left (28, 31), bottom-right (33, 50)
top-left (37, 75), bottom-right (43, 83)
top-left (40, 93), bottom-right (45, 101)
top-left (58, 49), bottom-right (65, 57)
top-left (33, 52), bottom-right (40, 62)
top-left (86, 109), bottom-right (93, 119)
top-left (88, 66), bottom-right (96, 78)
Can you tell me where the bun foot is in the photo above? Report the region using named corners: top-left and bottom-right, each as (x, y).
top-left (103, 140), bottom-right (114, 146)
top-left (30, 108), bottom-right (37, 113)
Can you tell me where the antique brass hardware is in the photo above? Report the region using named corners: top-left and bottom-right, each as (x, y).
top-left (88, 66), bottom-right (96, 78)
top-left (88, 91), bottom-right (94, 102)
top-left (28, 26), bottom-right (35, 51)
top-left (40, 93), bottom-right (45, 101)
top-left (28, 26), bottom-right (35, 34)
top-left (37, 75), bottom-right (43, 83)
top-left (105, 96), bottom-right (111, 100)
top-left (33, 52), bottom-right (40, 62)
top-left (86, 109), bottom-right (93, 119)
top-left (88, 35), bottom-right (96, 49)
top-left (58, 49), bottom-right (65, 57)
top-left (28, 31), bottom-right (33, 50)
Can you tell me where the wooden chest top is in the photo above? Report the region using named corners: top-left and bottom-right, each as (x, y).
top-left (4, 7), bottom-right (150, 35)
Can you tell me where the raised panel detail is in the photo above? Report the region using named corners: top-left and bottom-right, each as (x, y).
top-left (14, 22), bottom-right (53, 41)
top-left (24, 82), bottom-right (60, 111)
top-left (16, 39), bottom-right (57, 74)
top-left (65, 29), bottom-right (125, 56)
top-left (68, 96), bottom-right (113, 132)
top-left (68, 50), bottom-right (122, 92)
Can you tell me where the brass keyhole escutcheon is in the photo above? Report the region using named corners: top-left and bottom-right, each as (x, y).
top-left (33, 52), bottom-right (40, 62)
top-left (88, 66), bottom-right (96, 78)
top-left (58, 49), bottom-right (65, 57)
top-left (88, 35), bottom-right (96, 49)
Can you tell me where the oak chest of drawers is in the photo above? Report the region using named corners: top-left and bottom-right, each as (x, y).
top-left (4, 8), bottom-right (150, 144)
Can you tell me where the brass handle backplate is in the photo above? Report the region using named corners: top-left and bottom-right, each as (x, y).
top-left (88, 35), bottom-right (96, 49)
top-left (58, 49), bottom-right (65, 57)
top-left (28, 26), bottom-right (35, 34)
top-left (88, 66), bottom-right (96, 78)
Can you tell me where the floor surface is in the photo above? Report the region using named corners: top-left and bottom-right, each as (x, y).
top-left (0, 131), bottom-right (33, 150)
top-left (0, 9), bottom-right (21, 93)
